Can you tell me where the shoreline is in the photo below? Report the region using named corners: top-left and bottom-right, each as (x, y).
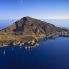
top-left (0, 31), bottom-right (69, 47)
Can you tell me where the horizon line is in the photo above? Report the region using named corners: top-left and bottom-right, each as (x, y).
top-left (0, 17), bottom-right (69, 20)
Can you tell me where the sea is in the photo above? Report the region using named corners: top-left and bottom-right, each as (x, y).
top-left (0, 19), bottom-right (69, 69)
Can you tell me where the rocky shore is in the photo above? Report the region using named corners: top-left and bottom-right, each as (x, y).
top-left (0, 31), bottom-right (69, 47)
top-left (0, 35), bottom-right (38, 47)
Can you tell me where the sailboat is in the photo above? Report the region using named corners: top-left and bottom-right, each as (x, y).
top-left (3, 49), bottom-right (5, 55)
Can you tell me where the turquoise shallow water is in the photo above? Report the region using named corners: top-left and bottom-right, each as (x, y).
top-left (0, 37), bottom-right (69, 69)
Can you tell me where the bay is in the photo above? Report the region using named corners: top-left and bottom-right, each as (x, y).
top-left (0, 37), bottom-right (69, 69)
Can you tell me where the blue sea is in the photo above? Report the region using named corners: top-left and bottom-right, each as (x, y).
top-left (43, 19), bottom-right (69, 29)
top-left (0, 19), bottom-right (16, 30)
top-left (0, 20), bottom-right (69, 69)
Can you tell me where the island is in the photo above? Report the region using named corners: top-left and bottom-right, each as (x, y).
top-left (0, 16), bottom-right (69, 47)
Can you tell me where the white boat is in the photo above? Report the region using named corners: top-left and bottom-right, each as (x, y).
top-left (3, 49), bottom-right (5, 55)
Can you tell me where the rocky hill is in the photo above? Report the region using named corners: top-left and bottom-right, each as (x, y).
top-left (0, 16), bottom-right (63, 37)
top-left (0, 16), bottom-right (69, 46)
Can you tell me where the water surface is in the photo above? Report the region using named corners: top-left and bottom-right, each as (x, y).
top-left (0, 37), bottom-right (69, 69)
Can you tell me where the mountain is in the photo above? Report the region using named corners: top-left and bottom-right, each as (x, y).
top-left (0, 16), bottom-right (69, 39)
top-left (0, 16), bottom-right (61, 37)
top-left (0, 16), bottom-right (69, 46)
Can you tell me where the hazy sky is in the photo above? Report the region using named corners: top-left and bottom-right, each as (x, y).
top-left (0, 0), bottom-right (69, 19)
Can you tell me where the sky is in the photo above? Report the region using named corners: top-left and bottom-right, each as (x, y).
top-left (0, 0), bottom-right (69, 19)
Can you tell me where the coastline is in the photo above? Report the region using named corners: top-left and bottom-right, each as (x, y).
top-left (0, 31), bottom-right (69, 47)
